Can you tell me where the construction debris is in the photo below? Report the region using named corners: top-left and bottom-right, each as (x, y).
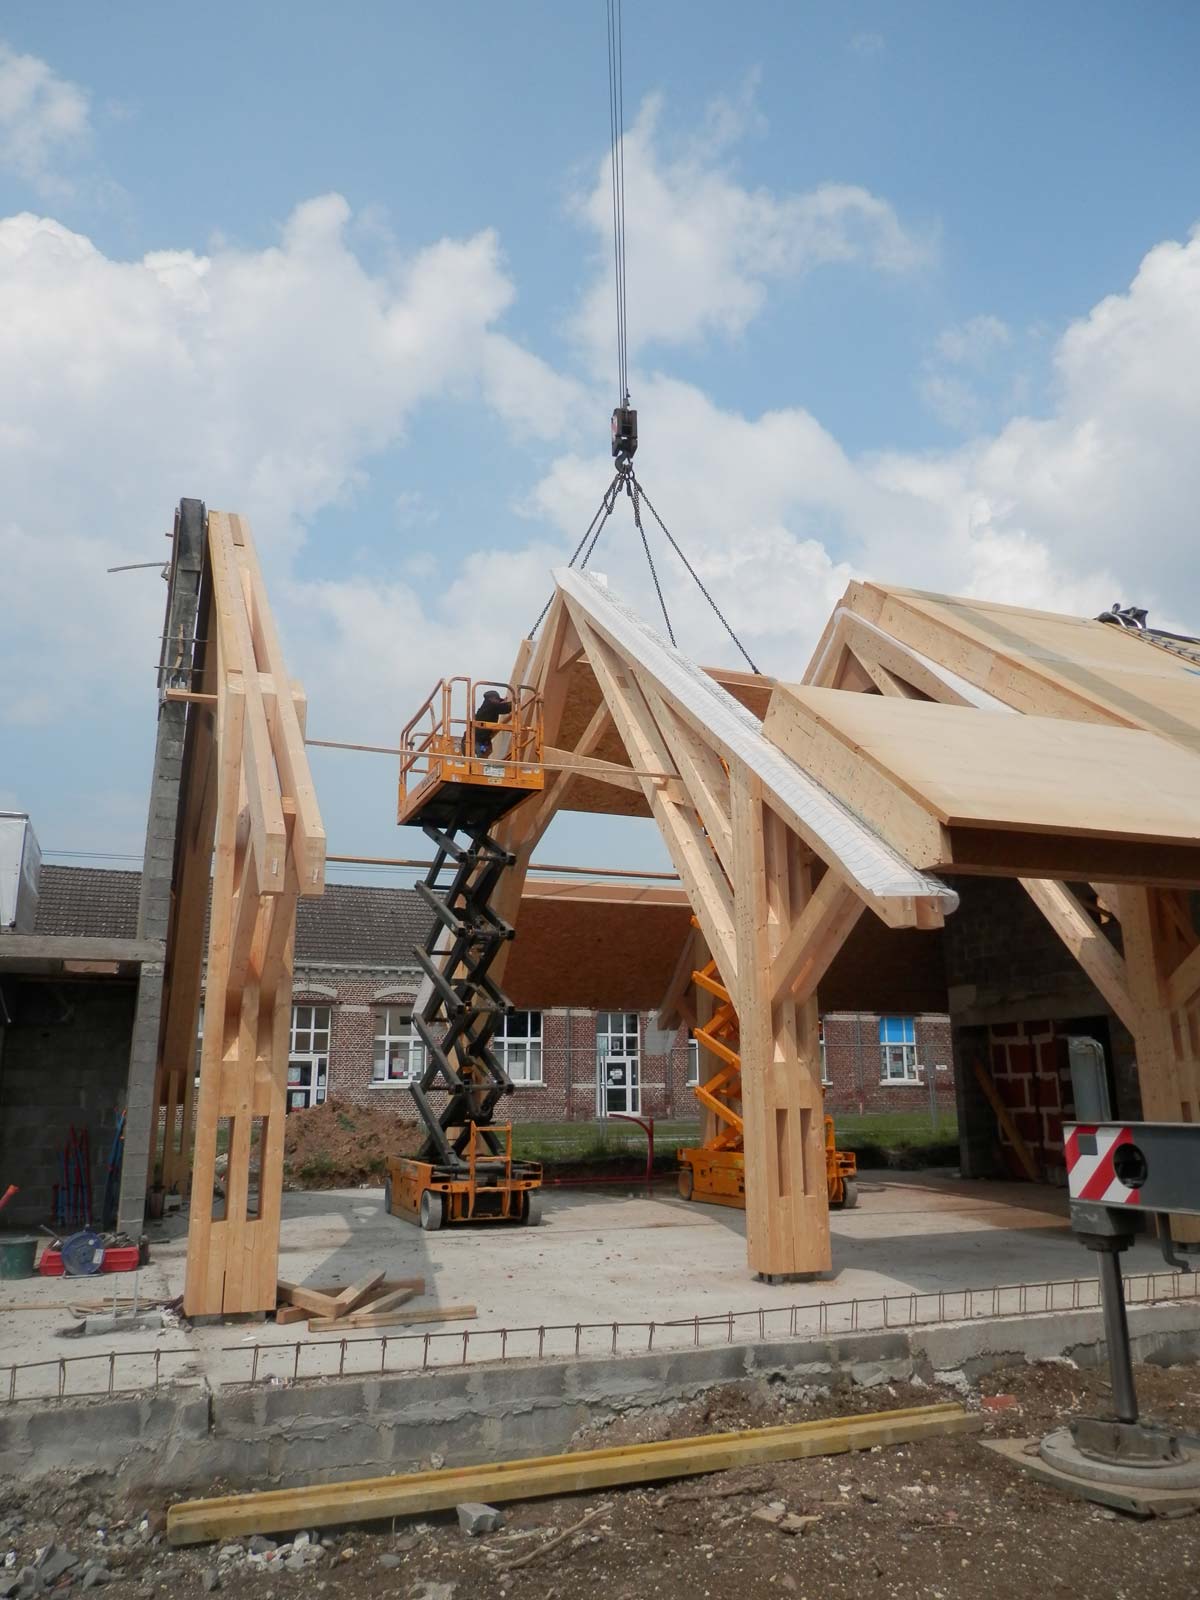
top-left (273, 1275), bottom-right (474, 1334)
top-left (456, 1503), bottom-right (504, 1537)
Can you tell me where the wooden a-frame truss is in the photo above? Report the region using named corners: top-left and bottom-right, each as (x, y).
top-left (152, 509), bottom-right (326, 1318)
top-left (489, 569), bottom-right (957, 1280)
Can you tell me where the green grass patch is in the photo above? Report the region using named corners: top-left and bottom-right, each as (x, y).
top-left (831, 1110), bottom-right (959, 1169)
top-left (509, 1113), bottom-right (958, 1172)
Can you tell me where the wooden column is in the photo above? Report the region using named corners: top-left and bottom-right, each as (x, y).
top-left (1117, 885), bottom-right (1200, 1241)
top-left (731, 774), bottom-right (832, 1279)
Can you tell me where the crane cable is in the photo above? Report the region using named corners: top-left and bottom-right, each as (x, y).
top-left (606, 0), bottom-right (630, 407)
top-left (527, 1), bottom-right (762, 676)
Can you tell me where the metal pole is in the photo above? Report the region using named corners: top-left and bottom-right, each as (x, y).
top-left (1096, 1248), bottom-right (1139, 1424)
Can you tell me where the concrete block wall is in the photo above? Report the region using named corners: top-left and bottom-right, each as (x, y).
top-left (0, 977), bottom-right (137, 1227)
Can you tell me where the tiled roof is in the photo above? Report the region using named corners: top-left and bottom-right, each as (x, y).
top-left (296, 881), bottom-right (428, 969)
top-left (26, 864), bottom-right (428, 970)
top-left (33, 865), bottom-right (141, 939)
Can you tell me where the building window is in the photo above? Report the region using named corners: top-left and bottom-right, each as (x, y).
top-left (288, 1004), bottom-right (331, 1110)
top-left (686, 1034), bottom-right (700, 1087)
top-left (820, 1019), bottom-right (830, 1085)
top-left (597, 1011), bottom-right (641, 1116)
top-left (495, 1010), bottom-right (543, 1084)
top-left (879, 1016), bottom-right (919, 1083)
top-left (373, 1006), bottom-right (425, 1084)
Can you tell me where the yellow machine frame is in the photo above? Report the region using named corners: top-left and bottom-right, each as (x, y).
top-left (397, 676), bottom-right (544, 827)
top-left (677, 952), bottom-right (857, 1210)
top-left (385, 1123), bottom-right (543, 1230)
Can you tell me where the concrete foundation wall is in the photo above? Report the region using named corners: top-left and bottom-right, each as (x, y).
top-left (0, 977), bottom-right (136, 1227)
top-left (3, 1300), bottom-right (1198, 1492)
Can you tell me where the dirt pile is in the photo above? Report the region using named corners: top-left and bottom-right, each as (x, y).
top-left (282, 1099), bottom-right (422, 1190)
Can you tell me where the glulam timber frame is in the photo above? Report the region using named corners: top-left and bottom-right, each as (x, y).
top-left (492, 570), bottom-right (956, 1280)
top-left (806, 582), bottom-right (1200, 1234)
top-left (154, 509), bottom-right (326, 1317)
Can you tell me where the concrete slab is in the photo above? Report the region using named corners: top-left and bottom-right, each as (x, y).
top-left (0, 1171), bottom-right (1180, 1401)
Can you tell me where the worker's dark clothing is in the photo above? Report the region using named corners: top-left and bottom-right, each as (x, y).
top-left (472, 694), bottom-right (512, 757)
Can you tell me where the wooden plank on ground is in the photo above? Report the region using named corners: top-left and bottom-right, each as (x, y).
top-left (355, 1284), bottom-right (420, 1317)
top-left (274, 1305), bottom-right (308, 1327)
top-left (306, 1303), bottom-right (476, 1333)
top-left (167, 1402), bottom-right (981, 1545)
top-left (331, 1269), bottom-right (386, 1317)
top-left (276, 1280), bottom-right (341, 1318)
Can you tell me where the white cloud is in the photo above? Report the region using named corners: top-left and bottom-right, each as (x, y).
top-left (936, 314), bottom-right (1011, 367)
top-left (850, 32), bottom-right (886, 57)
top-left (0, 40), bottom-right (90, 194)
top-left (571, 92), bottom-right (935, 363)
top-left (0, 196), bottom-right (578, 735)
top-left (921, 315), bottom-right (1015, 431)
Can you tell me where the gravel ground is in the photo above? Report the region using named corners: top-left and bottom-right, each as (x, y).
top-left (3, 1359), bottom-right (1200, 1600)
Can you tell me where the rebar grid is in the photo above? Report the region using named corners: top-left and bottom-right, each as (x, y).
top-left (5, 1269), bottom-right (1196, 1405)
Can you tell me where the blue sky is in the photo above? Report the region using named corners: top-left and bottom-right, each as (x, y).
top-left (4, 3), bottom-right (1200, 882)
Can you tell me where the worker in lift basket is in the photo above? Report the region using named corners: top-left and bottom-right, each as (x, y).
top-left (471, 688), bottom-right (512, 758)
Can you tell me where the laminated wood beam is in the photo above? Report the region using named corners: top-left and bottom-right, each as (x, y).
top-left (769, 870), bottom-right (865, 1009)
top-left (167, 1402), bottom-right (981, 1545)
top-left (731, 774), bottom-right (832, 1279)
top-left (1167, 940), bottom-right (1200, 1013)
top-left (570, 614), bottom-right (739, 991)
top-left (1019, 879), bottom-right (1138, 1034)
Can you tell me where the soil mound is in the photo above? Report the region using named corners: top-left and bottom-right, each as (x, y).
top-left (282, 1098), bottom-right (421, 1189)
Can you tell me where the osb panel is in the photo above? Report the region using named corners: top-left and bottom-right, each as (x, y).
top-left (552, 658), bottom-right (777, 818)
top-left (507, 891), bottom-right (694, 1010)
top-left (510, 881), bottom-right (947, 1016)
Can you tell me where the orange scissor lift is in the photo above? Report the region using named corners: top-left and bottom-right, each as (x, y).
top-left (678, 941), bottom-right (858, 1211)
top-left (384, 678), bottom-right (546, 1230)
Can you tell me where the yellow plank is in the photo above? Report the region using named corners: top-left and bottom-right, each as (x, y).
top-left (167, 1402), bottom-right (980, 1545)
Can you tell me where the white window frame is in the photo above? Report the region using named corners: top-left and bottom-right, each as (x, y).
top-left (495, 1010), bottom-right (543, 1085)
top-left (820, 1019), bottom-right (831, 1086)
top-left (686, 1034), bottom-right (700, 1087)
top-left (372, 1005), bottom-right (425, 1084)
top-left (879, 1016), bottom-right (920, 1084)
top-left (291, 1004), bottom-right (331, 1056)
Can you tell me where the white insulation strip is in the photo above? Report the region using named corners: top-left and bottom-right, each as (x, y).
top-left (556, 568), bottom-right (958, 913)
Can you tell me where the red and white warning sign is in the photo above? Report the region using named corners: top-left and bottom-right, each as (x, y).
top-left (1064, 1123), bottom-right (1141, 1205)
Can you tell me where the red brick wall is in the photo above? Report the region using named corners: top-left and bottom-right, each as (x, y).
top-left (822, 1013), bottom-right (956, 1115)
top-left (282, 971), bottom-right (956, 1129)
top-left (985, 1020), bottom-right (1075, 1184)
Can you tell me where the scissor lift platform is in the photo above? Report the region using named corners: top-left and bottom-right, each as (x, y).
top-left (397, 676), bottom-right (544, 831)
top-left (387, 678), bottom-right (546, 1230)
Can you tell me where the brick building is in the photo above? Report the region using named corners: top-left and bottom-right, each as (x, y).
top-left (16, 866), bottom-right (956, 1131)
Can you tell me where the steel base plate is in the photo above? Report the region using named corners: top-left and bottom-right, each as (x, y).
top-left (983, 1436), bottom-right (1200, 1518)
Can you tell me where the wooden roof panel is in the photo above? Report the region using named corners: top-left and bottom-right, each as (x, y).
top-left (766, 684), bottom-right (1200, 885)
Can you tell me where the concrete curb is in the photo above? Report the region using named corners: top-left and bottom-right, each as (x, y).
top-left (2, 1299), bottom-right (1198, 1491)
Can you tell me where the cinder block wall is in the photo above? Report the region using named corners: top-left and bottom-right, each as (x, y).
top-left (0, 977), bottom-right (136, 1228)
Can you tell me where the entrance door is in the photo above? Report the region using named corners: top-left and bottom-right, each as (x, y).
top-left (601, 1055), bottom-right (640, 1116)
top-left (286, 1055), bottom-right (328, 1111)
